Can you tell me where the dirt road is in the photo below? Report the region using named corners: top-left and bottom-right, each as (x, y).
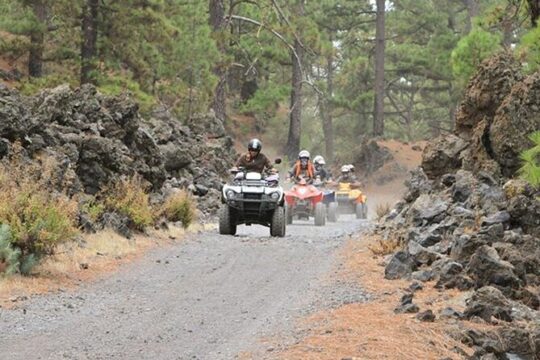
top-left (0, 217), bottom-right (369, 360)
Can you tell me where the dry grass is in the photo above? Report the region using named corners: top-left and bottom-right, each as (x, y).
top-left (273, 234), bottom-right (474, 360)
top-left (0, 143), bottom-right (79, 273)
top-left (375, 202), bottom-right (391, 221)
top-left (103, 175), bottom-right (154, 230)
top-left (159, 190), bottom-right (197, 228)
top-left (367, 236), bottom-right (403, 256)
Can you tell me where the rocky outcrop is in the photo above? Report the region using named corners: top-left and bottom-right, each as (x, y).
top-left (422, 52), bottom-right (540, 180)
top-left (377, 51), bottom-right (540, 359)
top-left (0, 83), bottom-right (237, 220)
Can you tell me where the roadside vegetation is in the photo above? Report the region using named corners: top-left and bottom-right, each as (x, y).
top-left (0, 150), bottom-right (196, 278)
top-left (519, 131), bottom-right (540, 188)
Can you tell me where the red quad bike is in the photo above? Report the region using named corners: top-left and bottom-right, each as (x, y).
top-left (284, 178), bottom-right (326, 226)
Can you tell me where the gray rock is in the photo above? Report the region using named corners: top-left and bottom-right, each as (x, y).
top-left (464, 286), bottom-right (514, 322)
top-left (384, 251), bottom-right (416, 280)
top-left (408, 241), bottom-right (441, 266)
top-left (466, 245), bottom-right (522, 289)
top-left (394, 302), bottom-right (419, 314)
top-left (404, 168), bottom-right (432, 203)
top-left (101, 212), bottom-right (133, 239)
top-left (482, 211), bottom-right (511, 226)
top-left (411, 270), bottom-right (434, 282)
top-left (410, 194), bottom-right (449, 225)
top-left (421, 134), bottom-right (468, 179)
top-left (451, 234), bottom-right (486, 263)
top-left (439, 307), bottom-right (464, 319)
top-left (415, 309), bottom-right (435, 322)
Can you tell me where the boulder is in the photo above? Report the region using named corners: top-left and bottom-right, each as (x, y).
top-left (421, 134), bottom-right (468, 179)
top-left (384, 251), bottom-right (416, 280)
top-left (464, 286), bottom-right (514, 322)
top-left (491, 72), bottom-right (540, 176)
top-left (403, 168), bottom-right (432, 203)
top-left (408, 241), bottom-right (440, 266)
top-left (466, 245), bottom-right (522, 289)
top-left (410, 194), bottom-right (449, 225)
top-left (454, 52), bottom-right (522, 139)
top-left (352, 138), bottom-right (393, 176)
top-left (415, 309), bottom-right (435, 322)
top-left (451, 234), bottom-right (486, 263)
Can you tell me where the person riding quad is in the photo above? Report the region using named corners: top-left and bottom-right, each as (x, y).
top-left (313, 155), bottom-right (331, 182)
top-left (289, 150), bottom-right (315, 184)
top-left (235, 138), bottom-right (273, 173)
top-left (335, 164), bottom-right (359, 184)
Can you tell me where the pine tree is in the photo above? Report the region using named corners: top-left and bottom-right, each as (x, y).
top-left (519, 131), bottom-right (540, 188)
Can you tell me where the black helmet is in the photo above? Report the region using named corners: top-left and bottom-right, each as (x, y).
top-left (248, 138), bottom-right (262, 152)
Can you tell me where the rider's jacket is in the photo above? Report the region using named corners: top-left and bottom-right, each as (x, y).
top-left (314, 166), bottom-right (329, 181)
top-left (235, 152), bottom-right (272, 173)
top-left (289, 161), bottom-right (315, 183)
top-left (335, 173), bottom-right (358, 183)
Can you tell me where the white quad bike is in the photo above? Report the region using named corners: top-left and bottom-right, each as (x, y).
top-left (219, 165), bottom-right (286, 237)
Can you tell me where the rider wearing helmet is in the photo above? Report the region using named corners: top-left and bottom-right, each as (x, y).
top-left (335, 164), bottom-right (358, 183)
top-left (313, 155), bottom-right (330, 182)
top-left (235, 138), bottom-right (273, 173)
top-left (289, 150), bottom-right (315, 183)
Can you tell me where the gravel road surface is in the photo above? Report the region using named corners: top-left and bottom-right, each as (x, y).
top-left (0, 217), bottom-right (369, 359)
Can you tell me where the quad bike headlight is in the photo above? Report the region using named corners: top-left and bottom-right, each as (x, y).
top-left (270, 191), bottom-right (280, 200)
top-left (226, 190), bottom-right (236, 199)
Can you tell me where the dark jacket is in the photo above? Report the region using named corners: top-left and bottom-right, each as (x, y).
top-left (335, 173), bottom-right (358, 183)
top-left (235, 152), bottom-right (272, 173)
top-left (314, 165), bottom-right (330, 181)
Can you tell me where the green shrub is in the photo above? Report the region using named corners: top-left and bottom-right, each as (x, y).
top-left (0, 224), bottom-right (20, 276)
top-left (519, 131), bottom-right (540, 188)
top-left (0, 144), bottom-right (79, 274)
top-left (104, 176), bottom-right (154, 230)
top-left (80, 200), bottom-right (106, 223)
top-left (160, 191), bottom-right (197, 229)
top-left (17, 74), bottom-right (78, 95)
top-left (98, 75), bottom-right (156, 116)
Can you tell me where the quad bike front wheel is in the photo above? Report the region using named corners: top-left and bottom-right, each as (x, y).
top-left (270, 206), bottom-right (286, 237)
top-left (327, 202), bottom-right (338, 222)
top-left (219, 206), bottom-right (237, 235)
top-left (314, 202), bottom-right (326, 226)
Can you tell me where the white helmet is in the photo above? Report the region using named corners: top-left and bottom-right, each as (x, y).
top-left (298, 150), bottom-right (310, 159)
top-left (341, 165), bottom-right (350, 173)
top-left (348, 164), bottom-right (355, 172)
top-left (313, 155), bottom-right (325, 165)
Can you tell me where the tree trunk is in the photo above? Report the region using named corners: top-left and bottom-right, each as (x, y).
top-left (527, 0), bottom-right (540, 27)
top-left (463, 0), bottom-right (479, 34)
top-left (28, 0), bottom-right (47, 78)
top-left (80, 0), bottom-right (99, 85)
top-left (285, 0), bottom-right (305, 161)
top-left (321, 52), bottom-right (334, 163)
top-left (285, 37), bottom-right (303, 161)
top-left (209, 0), bottom-right (227, 122)
top-left (373, 0), bottom-right (385, 137)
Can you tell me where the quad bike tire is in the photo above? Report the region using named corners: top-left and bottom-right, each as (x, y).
top-left (327, 202), bottom-right (338, 222)
top-left (219, 206), bottom-right (237, 235)
top-left (356, 202), bottom-right (367, 219)
top-left (314, 202), bottom-right (326, 226)
top-left (285, 204), bottom-right (293, 224)
top-left (270, 206), bottom-right (286, 237)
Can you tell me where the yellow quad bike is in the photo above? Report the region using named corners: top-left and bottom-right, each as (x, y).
top-left (335, 182), bottom-right (368, 219)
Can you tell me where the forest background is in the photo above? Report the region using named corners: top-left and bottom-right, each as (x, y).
top-left (1, 0), bottom-right (540, 165)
